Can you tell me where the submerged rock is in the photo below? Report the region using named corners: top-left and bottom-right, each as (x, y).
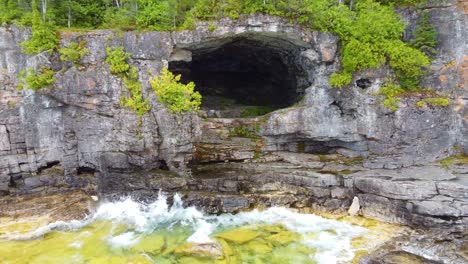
top-left (129, 234), bottom-right (166, 254)
top-left (214, 228), bottom-right (260, 244)
top-left (174, 242), bottom-right (224, 258)
top-left (88, 255), bottom-right (153, 264)
top-left (265, 231), bottom-right (301, 246)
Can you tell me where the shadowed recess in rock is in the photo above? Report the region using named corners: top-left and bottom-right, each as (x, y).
top-left (169, 33), bottom-right (310, 116)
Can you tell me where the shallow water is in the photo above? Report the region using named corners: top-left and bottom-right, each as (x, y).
top-left (0, 193), bottom-right (397, 264)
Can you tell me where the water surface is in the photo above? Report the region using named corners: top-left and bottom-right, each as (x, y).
top-left (0, 193), bottom-right (396, 264)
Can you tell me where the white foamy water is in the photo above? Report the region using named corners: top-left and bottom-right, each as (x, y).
top-left (7, 192), bottom-right (367, 264)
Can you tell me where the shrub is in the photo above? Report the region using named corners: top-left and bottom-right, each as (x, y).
top-left (105, 47), bottom-right (130, 75)
top-left (59, 41), bottom-right (89, 65)
top-left (383, 97), bottom-right (401, 112)
top-left (328, 0), bottom-right (429, 89)
top-left (379, 83), bottom-right (405, 98)
top-left (385, 40), bottom-right (430, 89)
top-left (207, 23), bottom-right (217, 32)
top-left (0, 0), bottom-right (22, 23)
top-left (136, 1), bottom-right (173, 31)
top-left (330, 71), bottom-right (353, 88)
top-left (17, 67), bottom-right (56, 90)
top-left (21, 21), bottom-right (59, 55)
top-left (376, 1), bottom-right (427, 7)
top-left (102, 7), bottom-right (136, 30)
top-left (409, 13), bottom-right (439, 57)
top-left (379, 83), bottom-right (405, 111)
top-left (120, 67), bottom-right (151, 117)
top-left (105, 46), bottom-right (150, 117)
top-left (20, 0), bottom-right (58, 55)
top-left (150, 67), bottom-right (201, 114)
top-left (415, 97), bottom-right (450, 108)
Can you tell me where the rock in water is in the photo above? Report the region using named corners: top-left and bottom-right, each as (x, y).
top-left (348, 196), bottom-right (360, 216)
top-left (214, 228), bottom-right (259, 244)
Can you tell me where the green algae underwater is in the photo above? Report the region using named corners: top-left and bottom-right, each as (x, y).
top-left (0, 194), bottom-right (400, 264)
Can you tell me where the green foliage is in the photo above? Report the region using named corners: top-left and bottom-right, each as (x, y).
top-left (0, 0), bottom-right (23, 23)
top-left (415, 97), bottom-right (450, 108)
top-left (136, 0), bottom-right (197, 31)
top-left (102, 7), bottom-right (136, 30)
top-left (409, 13), bottom-right (438, 57)
top-left (375, 0), bottom-right (427, 6)
top-left (229, 125), bottom-right (257, 138)
top-left (439, 155), bottom-right (468, 169)
top-left (59, 41), bottom-right (89, 65)
top-left (240, 106), bottom-right (273, 117)
top-left (207, 23), bottom-right (216, 32)
top-left (120, 67), bottom-right (151, 116)
top-left (379, 83), bottom-right (405, 111)
top-left (6, 0), bottom-right (433, 92)
top-left (106, 47), bottom-right (130, 75)
top-left (379, 83), bottom-right (405, 98)
top-left (20, 0), bottom-right (59, 55)
top-left (17, 67), bottom-right (56, 91)
top-left (322, 0), bottom-right (430, 89)
top-left (383, 97), bottom-right (401, 111)
top-left (21, 22), bottom-right (59, 54)
top-left (330, 71), bottom-right (353, 88)
top-left (105, 46), bottom-right (150, 117)
top-left (385, 40), bottom-right (430, 89)
top-left (135, 1), bottom-right (172, 30)
top-left (150, 67), bottom-right (201, 114)
top-left (341, 39), bottom-right (385, 73)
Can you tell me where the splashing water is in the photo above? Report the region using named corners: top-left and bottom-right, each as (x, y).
top-left (0, 193), bottom-right (383, 264)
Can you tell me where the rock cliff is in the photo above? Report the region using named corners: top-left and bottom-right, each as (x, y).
top-left (1, 2), bottom-right (468, 262)
top-left (0, 0), bottom-right (467, 230)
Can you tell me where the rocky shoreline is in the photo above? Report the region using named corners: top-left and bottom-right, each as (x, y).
top-left (0, 0), bottom-right (467, 263)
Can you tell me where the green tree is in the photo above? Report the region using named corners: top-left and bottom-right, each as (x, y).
top-left (21, 0), bottom-right (59, 54)
top-left (0, 0), bottom-right (23, 23)
top-left (409, 13), bottom-right (438, 57)
top-left (136, 0), bottom-right (173, 30)
top-left (56, 0), bottom-right (106, 28)
top-left (375, 0), bottom-right (427, 6)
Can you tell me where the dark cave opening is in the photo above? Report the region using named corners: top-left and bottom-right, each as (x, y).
top-left (169, 35), bottom-right (309, 117)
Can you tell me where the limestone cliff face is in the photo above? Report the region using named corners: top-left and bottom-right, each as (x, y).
top-left (0, 1), bottom-right (467, 196)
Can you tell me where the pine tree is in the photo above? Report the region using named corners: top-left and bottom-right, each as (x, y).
top-left (409, 13), bottom-right (438, 57)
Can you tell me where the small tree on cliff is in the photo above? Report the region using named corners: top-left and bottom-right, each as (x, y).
top-left (149, 67), bottom-right (201, 114)
top-left (409, 13), bottom-right (439, 57)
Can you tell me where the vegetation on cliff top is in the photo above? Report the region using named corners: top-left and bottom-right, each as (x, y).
top-left (4, 0), bottom-right (436, 108)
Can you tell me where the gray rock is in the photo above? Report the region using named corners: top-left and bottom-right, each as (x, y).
top-left (0, 125), bottom-right (9, 151)
top-left (354, 178), bottom-right (438, 200)
top-left (351, 166), bottom-right (457, 181)
top-left (412, 200), bottom-right (461, 217)
top-left (358, 193), bottom-right (411, 225)
top-left (437, 181), bottom-right (468, 199)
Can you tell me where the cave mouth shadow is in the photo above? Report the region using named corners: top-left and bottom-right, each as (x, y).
top-left (169, 34), bottom-right (310, 118)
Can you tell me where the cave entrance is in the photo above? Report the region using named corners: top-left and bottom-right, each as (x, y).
top-left (168, 33), bottom-right (310, 118)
